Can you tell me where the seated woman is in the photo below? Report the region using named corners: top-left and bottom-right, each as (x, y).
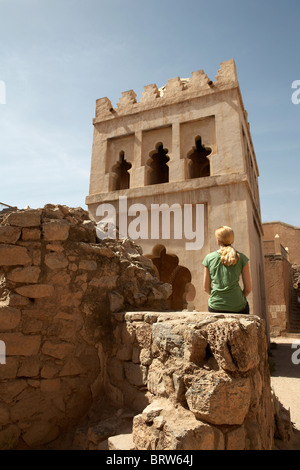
top-left (203, 226), bottom-right (251, 314)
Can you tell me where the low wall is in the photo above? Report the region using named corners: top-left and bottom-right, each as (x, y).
top-left (109, 311), bottom-right (278, 450)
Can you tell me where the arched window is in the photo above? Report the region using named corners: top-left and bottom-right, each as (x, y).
top-left (112, 151), bottom-right (132, 190)
top-left (147, 143), bottom-right (169, 185)
top-left (187, 137), bottom-right (211, 179)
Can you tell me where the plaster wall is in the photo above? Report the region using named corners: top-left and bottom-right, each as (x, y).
top-left (87, 60), bottom-right (267, 321)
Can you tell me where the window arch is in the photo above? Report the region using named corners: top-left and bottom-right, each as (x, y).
top-left (111, 151), bottom-right (132, 190)
top-left (147, 143), bottom-right (170, 185)
top-left (187, 137), bottom-right (211, 179)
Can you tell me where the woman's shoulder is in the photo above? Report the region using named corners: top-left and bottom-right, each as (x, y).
top-left (237, 251), bottom-right (249, 265)
top-left (203, 251), bottom-right (220, 265)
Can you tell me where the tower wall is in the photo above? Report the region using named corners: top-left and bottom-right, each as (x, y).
top-left (86, 60), bottom-right (268, 322)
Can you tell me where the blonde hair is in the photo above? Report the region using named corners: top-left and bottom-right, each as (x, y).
top-left (215, 226), bottom-right (240, 266)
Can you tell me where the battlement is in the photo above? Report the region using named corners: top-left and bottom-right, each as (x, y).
top-left (94, 59), bottom-right (239, 123)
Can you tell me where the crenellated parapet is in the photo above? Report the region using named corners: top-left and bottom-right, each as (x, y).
top-left (93, 59), bottom-right (239, 123)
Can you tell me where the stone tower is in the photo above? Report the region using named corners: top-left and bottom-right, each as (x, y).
top-left (86, 59), bottom-right (268, 322)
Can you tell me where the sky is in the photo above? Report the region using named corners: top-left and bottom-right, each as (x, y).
top-left (0, 0), bottom-right (299, 226)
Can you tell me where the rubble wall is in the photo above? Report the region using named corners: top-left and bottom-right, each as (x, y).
top-left (110, 311), bottom-right (278, 450)
top-left (0, 205), bottom-right (170, 449)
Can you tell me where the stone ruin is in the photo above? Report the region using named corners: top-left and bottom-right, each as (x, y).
top-left (0, 205), bottom-right (296, 450)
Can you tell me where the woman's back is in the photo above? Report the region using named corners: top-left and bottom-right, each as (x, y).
top-left (202, 225), bottom-right (251, 314)
top-left (203, 250), bottom-right (248, 312)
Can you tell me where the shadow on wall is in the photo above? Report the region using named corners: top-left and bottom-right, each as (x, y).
top-left (145, 244), bottom-right (196, 310)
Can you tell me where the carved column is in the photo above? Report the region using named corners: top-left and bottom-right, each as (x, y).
top-left (169, 122), bottom-right (185, 182)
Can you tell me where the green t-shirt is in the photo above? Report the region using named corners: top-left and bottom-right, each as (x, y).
top-left (202, 250), bottom-right (249, 312)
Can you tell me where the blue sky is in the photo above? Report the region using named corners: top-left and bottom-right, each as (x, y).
top-left (0, 0), bottom-right (299, 226)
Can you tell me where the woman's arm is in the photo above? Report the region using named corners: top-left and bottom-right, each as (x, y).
top-left (242, 262), bottom-right (252, 297)
top-left (203, 266), bottom-right (211, 295)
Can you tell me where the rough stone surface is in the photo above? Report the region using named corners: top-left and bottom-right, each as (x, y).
top-left (3, 210), bottom-right (41, 227)
top-left (102, 310), bottom-right (294, 451)
top-left (0, 205), bottom-right (171, 449)
top-left (0, 245), bottom-right (31, 266)
top-left (133, 398), bottom-right (224, 450)
top-left (0, 226), bottom-right (21, 244)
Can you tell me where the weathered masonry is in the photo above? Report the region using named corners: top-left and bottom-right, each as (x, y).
top-left (86, 60), bottom-right (268, 323)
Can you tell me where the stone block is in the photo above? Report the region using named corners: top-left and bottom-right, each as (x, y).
top-left (124, 312), bottom-right (145, 322)
top-left (40, 378), bottom-right (61, 393)
top-left (121, 322), bottom-right (136, 344)
top-left (124, 362), bottom-right (147, 387)
top-left (40, 362), bottom-right (60, 379)
top-left (10, 388), bottom-right (50, 421)
top-left (4, 293), bottom-right (30, 307)
top-left (5, 210), bottom-right (41, 227)
top-left (44, 252), bottom-right (69, 269)
top-left (15, 284), bottom-right (54, 298)
top-left (184, 328), bottom-right (207, 363)
top-left (22, 316), bottom-right (44, 334)
top-left (0, 244), bottom-right (31, 265)
top-left (0, 405), bottom-right (10, 426)
top-left (152, 322), bottom-right (183, 358)
top-left (0, 379), bottom-right (27, 404)
top-left (47, 270), bottom-right (71, 285)
top-left (116, 344), bottom-right (132, 361)
top-left (139, 348), bottom-right (152, 366)
top-left (0, 226), bottom-right (21, 244)
top-left (0, 306), bottom-right (21, 330)
top-left (42, 220), bottom-right (70, 241)
top-left (42, 340), bottom-right (75, 359)
top-left (185, 373), bottom-right (251, 425)
top-left (134, 323), bottom-right (152, 349)
top-left (108, 433), bottom-right (135, 450)
top-left (59, 357), bottom-right (84, 376)
top-left (7, 266), bottom-right (41, 283)
top-left (0, 357), bottom-right (19, 380)
top-left (79, 259), bottom-right (97, 270)
top-left (1, 333), bottom-right (41, 356)
top-left (17, 357), bottom-right (40, 377)
top-left (69, 224), bottom-right (96, 243)
top-left (206, 317), bottom-right (260, 372)
top-left (22, 421), bottom-right (60, 448)
top-left (22, 228), bottom-right (41, 240)
top-left (133, 398), bottom-right (224, 450)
